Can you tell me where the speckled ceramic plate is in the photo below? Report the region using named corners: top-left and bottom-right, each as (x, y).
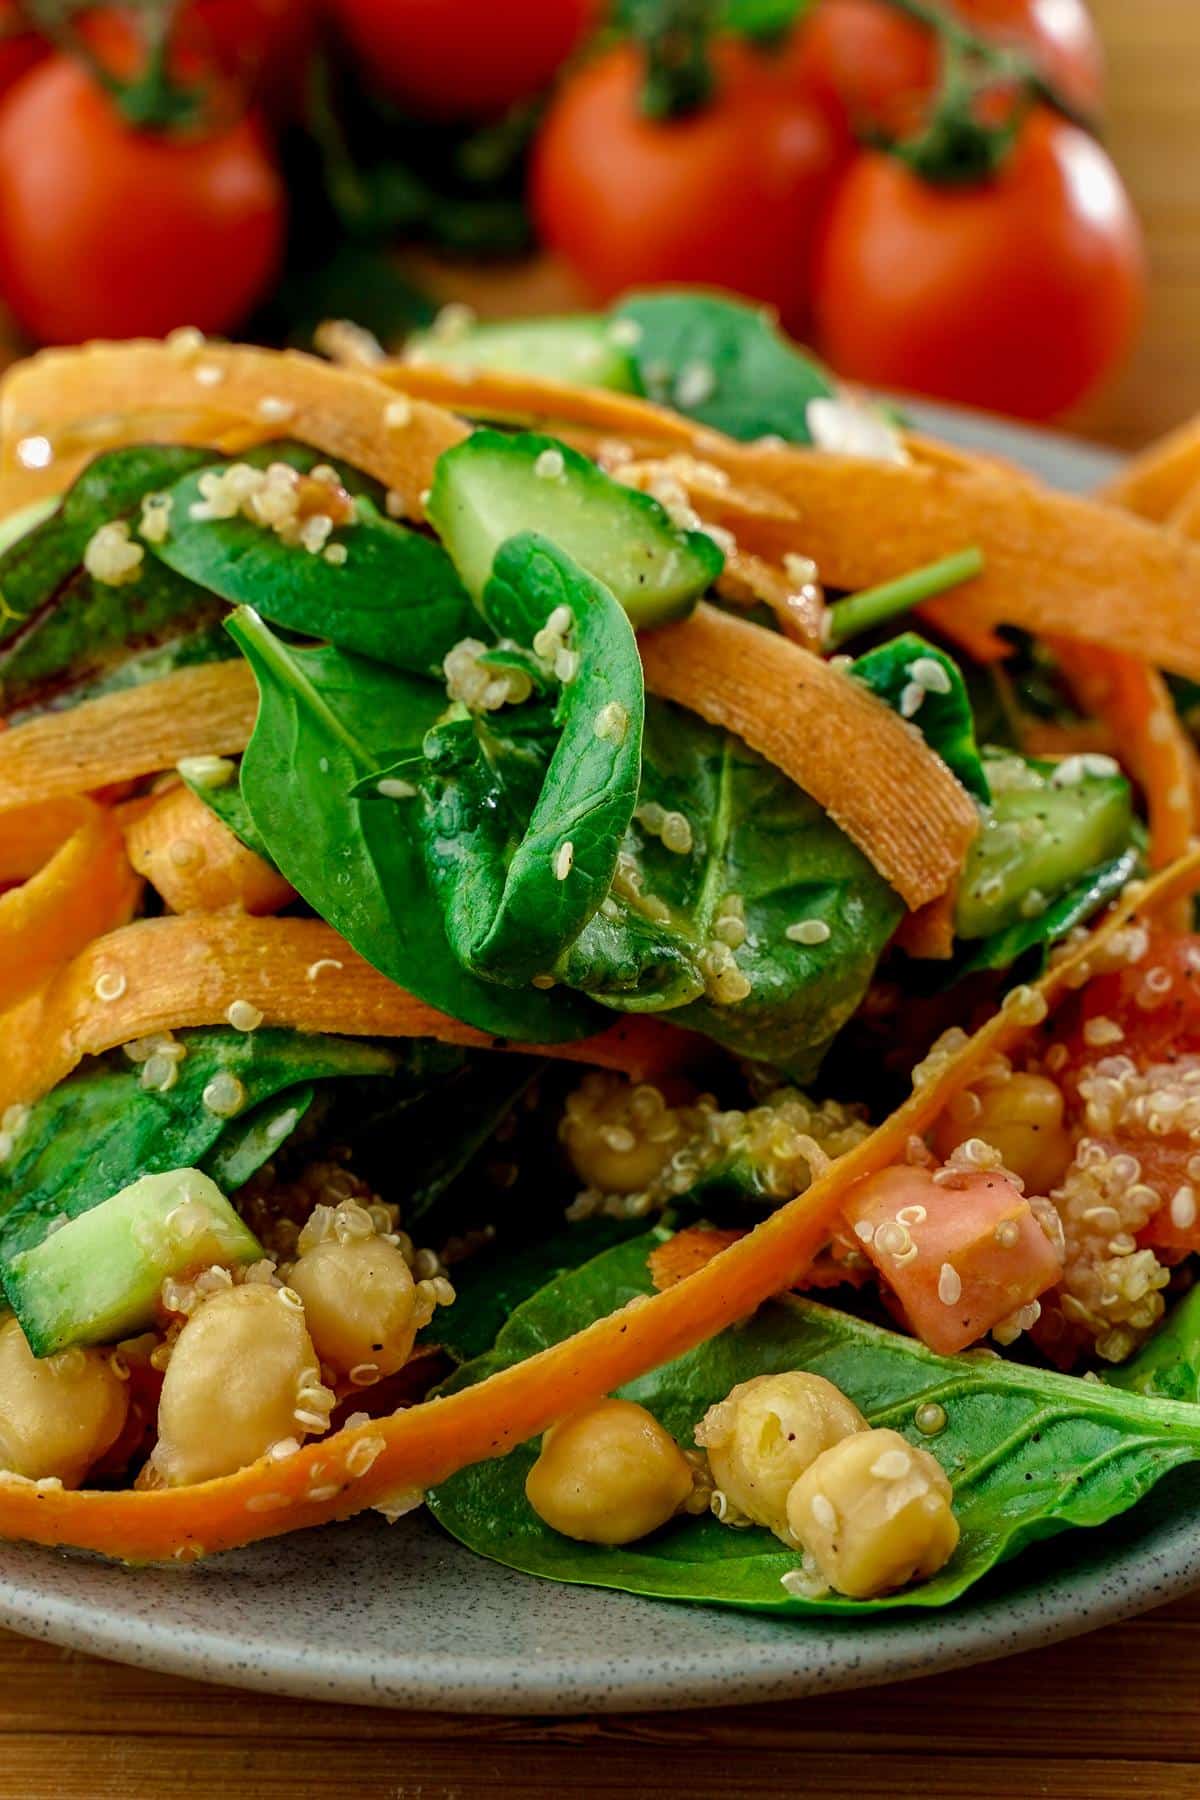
top-left (1, 408), bottom-right (1183, 1716)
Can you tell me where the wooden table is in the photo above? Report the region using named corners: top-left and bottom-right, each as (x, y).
top-left (6, 5), bottom-right (1200, 1796)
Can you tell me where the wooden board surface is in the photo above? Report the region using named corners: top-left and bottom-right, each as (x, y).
top-left (6, 5), bottom-right (1200, 1797)
top-left (1, 1590), bottom-right (1199, 1798)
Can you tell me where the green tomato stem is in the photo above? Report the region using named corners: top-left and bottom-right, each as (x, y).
top-left (825, 547), bottom-right (985, 649)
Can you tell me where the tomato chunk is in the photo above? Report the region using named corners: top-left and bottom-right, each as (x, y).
top-left (842, 1165), bottom-right (1063, 1355)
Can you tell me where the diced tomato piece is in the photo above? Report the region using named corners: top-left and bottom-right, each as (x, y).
top-left (842, 1164), bottom-right (1063, 1356)
top-left (1068, 928), bottom-right (1200, 1069)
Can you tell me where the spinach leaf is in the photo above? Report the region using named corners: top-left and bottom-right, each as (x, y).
top-left (851, 633), bottom-right (990, 803)
top-left (431, 1233), bottom-right (1200, 1614)
top-left (178, 757), bottom-right (274, 865)
top-left (0, 1030), bottom-right (398, 1258)
top-left (953, 849), bottom-right (1139, 980)
top-left (1107, 1286), bottom-right (1200, 1405)
top-left (612, 291), bottom-right (834, 443)
top-left (228, 607), bottom-right (601, 1042)
top-left (0, 446), bottom-right (222, 713)
top-left (153, 472), bottom-right (476, 679)
top-left (435, 1217), bottom-right (647, 1363)
top-left (556, 699), bottom-right (903, 1078)
top-left (205, 1086), bottom-right (316, 1191)
top-left (417, 535), bottom-right (645, 987)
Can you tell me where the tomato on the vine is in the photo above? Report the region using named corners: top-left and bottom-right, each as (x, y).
top-left (0, 50), bottom-right (286, 343)
top-left (812, 108), bottom-right (1145, 418)
top-left (327, 0), bottom-right (599, 121)
top-left (788, 0), bottom-right (1104, 139)
top-left (532, 39), bottom-right (849, 329)
top-left (182, 0), bottom-right (319, 114)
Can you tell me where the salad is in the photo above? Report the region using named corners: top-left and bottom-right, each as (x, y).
top-left (1, 290), bottom-right (1200, 1614)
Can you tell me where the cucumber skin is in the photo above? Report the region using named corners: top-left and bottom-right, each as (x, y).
top-left (426, 429), bottom-right (722, 629)
top-left (2, 1168), bottom-right (262, 1357)
top-left (956, 765), bottom-right (1134, 940)
top-left (406, 315), bottom-right (640, 394)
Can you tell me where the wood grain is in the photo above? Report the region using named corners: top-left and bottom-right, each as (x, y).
top-left (3, 1595), bottom-right (1200, 1798)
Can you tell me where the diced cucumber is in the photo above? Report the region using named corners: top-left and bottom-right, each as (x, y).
top-left (1, 1168), bottom-right (262, 1356)
top-left (406, 315), bottom-right (640, 393)
top-left (426, 430), bottom-right (723, 628)
top-left (955, 753), bottom-right (1134, 940)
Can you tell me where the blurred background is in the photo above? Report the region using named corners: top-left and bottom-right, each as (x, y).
top-left (0, 0), bottom-right (1190, 446)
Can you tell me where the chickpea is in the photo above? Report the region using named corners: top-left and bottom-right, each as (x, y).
top-left (0, 1317), bottom-right (127, 1487)
top-left (696, 1372), bottom-right (866, 1542)
top-left (934, 1071), bottom-right (1073, 1195)
top-left (152, 1284), bottom-right (325, 1486)
top-left (525, 1398), bottom-right (693, 1545)
top-left (786, 1427), bottom-right (959, 1599)
top-left (561, 1073), bottom-right (688, 1196)
top-left (287, 1234), bottom-right (417, 1380)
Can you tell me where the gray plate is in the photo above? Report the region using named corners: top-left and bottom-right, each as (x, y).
top-left (2, 409), bottom-right (1177, 1717)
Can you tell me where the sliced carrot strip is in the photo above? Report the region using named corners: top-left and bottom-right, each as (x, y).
top-left (0, 662), bottom-right (258, 808)
top-left (378, 360), bottom-right (713, 455)
top-left (1050, 639), bottom-right (1196, 872)
top-left (0, 848), bottom-right (1193, 1561)
top-left (0, 341), bottom-right (467, 514)
top-left (0, 802), bottom-right (141, 1012)
top-left (701, 447), bottom-right (1200, 684)
top-left (640, 602), bottom-right (979, 910)
top-left (123, 785), bottom-right (295, 916)
top-left (0, 796), bottom-right (94, 883)
top-left (0, 912), bottom-right (699, 1113)
top-left (1101, 416), bottom-right (1200, 523)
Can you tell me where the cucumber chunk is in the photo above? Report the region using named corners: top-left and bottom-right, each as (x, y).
top-left (406, 314), bottom-right (640, 392)
top-left (2, 1168), bottom-right (262, 1356)
top-left (955, 753), bottom-right (1134, 940)
top-left (427, 430), bottom-right (723, 628)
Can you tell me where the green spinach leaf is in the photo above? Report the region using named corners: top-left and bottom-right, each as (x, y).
top-left (417, 535), bottom-right (645, 987)
top-left (613, 291), bottom-right (835, 443)
top-left (153, 472), bottom-right (476, 679)
top-left (1107, 1285), bottom-right (1200, 1405)
top-left (556, 699), bottom-right (903, 1078)
top-left (228, 607), bottom-right (601, 1042)
top-left (0, 446), bottom-right (222, 714)
top-left (0, 1030), bottom-right (398, 1258)
top-left (851, 633), bottom-right (990, 803)
top-left (178, 757), bottom-right (274, 865)
top-left (431, 1233), bottom-right (1200, 1614)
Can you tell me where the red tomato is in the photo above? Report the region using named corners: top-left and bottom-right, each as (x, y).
top-left (0, 53), bottom-right (286, 344)
top-left (0, 2), bottom-right (44, 103)
top-left (812, 109), bottom-right (1145, 418)
top-left (183, 0), bottom-right (318, 113)
top-left (788, 0), bottom-right (1104, 139)
top-left (1057, 930), bottom-right (1200, 1246)
top-left (327, 0), bottom-right (598, 121)
top-left (532, 41), bottom-right (850, 329)
top-left (842, 1164), bottom-right (1061, 1354)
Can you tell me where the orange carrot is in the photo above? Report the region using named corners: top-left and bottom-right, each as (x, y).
top-left (0, 341), bottom-right (467, 514)
top-left (123, 785), bottom-right (295, 916)
top-left (1050, 638), bottom-right (1197, 871)
top-left (640, 602), bottom-right (979, 910)
top-left (0, 912), bottom-right (699, 1113)
top-left (0, 847), bottom-right (1193, 1562)
top-left (0, 801), bottom-right (141, 1012)
top-left (706, 446), bottom-right (1200, 683)
top-left (0, 662), bottom-right (258, 808)
top-left (1101, 416), bottom-right (1200, 523)
top-left (0, 796), bottom-right (94, 882)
